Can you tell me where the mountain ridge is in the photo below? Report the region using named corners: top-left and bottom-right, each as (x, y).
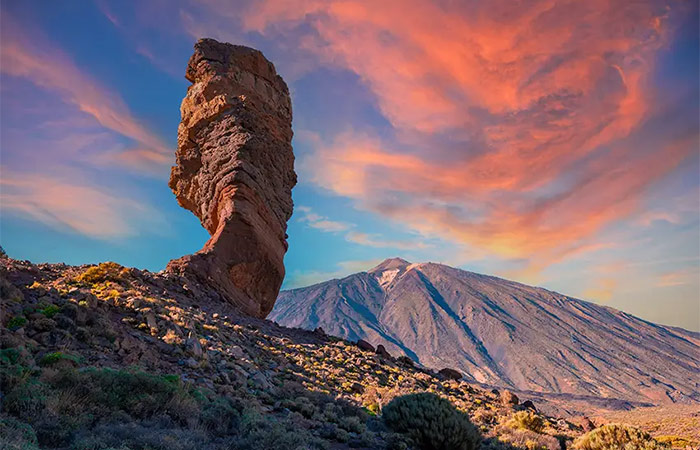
top-left (271, 258), bottom-right (700, 408)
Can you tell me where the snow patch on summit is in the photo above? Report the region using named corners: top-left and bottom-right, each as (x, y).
top-left (376, 269), bottom-right (399, 288)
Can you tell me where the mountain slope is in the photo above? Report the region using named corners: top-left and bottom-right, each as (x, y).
top-left (271, 258), bottom-right (700, 405)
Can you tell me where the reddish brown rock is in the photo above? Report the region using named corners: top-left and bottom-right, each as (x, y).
top-left (166, 38), bottom-right (296, 318)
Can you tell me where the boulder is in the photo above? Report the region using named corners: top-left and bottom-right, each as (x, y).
top-left (521, 400), bottom-right (536, 411)
top-left (396, 356), bottom-right (414, 367)
top-left (356, 339), bottom-right (375, 352)
top-left (438, 367), bottom-right (463, 380)
top-left (166, 38), bottom-right (296, 318)
top-left (375, 344), bottom-right (392, 358)
top-left (500, 390), bottom-right (519, 406)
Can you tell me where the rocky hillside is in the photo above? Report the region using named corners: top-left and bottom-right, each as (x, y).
top-left (271, 258), bottom-right (700, 409)
top-left (1, 255), bottom-right (594, 450)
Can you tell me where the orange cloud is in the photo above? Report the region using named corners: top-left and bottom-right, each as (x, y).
top-left (657, 269), bottom-right (695, 287)
top-left (223, 0), bottom-right (695, 274)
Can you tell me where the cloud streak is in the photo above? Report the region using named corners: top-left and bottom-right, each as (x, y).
top-left (0, 169), bottom-right (164, 239)
top-left (296, 206), bottom-right (427, 250)
top-left (0, 12), bottom-right (170, 168)
top-left (214, 0), bottom-right (697, 274)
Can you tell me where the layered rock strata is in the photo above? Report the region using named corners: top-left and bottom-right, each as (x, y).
top-left (167, 38), bottom-right (296, 318)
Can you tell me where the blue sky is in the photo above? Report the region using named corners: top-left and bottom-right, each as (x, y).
top-left (1, 0), bottom-right (698, 330)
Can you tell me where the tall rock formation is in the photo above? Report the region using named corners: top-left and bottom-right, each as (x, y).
top-left (167, 38), bottom-right (296, 318)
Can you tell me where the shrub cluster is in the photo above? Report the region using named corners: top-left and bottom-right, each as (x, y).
top-left (507, 411), bottom-right (544, 433)
top-left (573, 424), bottom-right (669, 450)
top-left (382, 392), bottom-right (481, 450)
top-left (75, 262), bottom-right (126, 284)
top-left (0, 349), bottom-right (374, 449)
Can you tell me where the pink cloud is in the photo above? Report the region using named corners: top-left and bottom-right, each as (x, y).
top-left (0, 169), bottom-right (164, 239)
top-left (215, 0), bottom-right (695, 274)
top-left (0, 13), bottom-right (169, 166)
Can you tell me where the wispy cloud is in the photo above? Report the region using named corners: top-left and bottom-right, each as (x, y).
top-left (0, 11), bottom-right (173, 240)
top-left (0, 169), bottom-right (165, 239)
top-left (657, 269), bottom-right (695, 288)
top-left (296, 206), bottom-right (352, 232)
top-left (345, 231), bottom-right (427, 250)
top-left (296, 206), bottom-right (428, 250)
top-left (205, 0), bottom-right (696, 276)
top-left (0, 12), bottom-right (170, 169)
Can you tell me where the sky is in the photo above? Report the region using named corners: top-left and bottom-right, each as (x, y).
top-left (1, 0), bottom-right (698, 331)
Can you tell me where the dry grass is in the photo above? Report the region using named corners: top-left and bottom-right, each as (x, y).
top-left (593, 405), bottom-right (700, 447)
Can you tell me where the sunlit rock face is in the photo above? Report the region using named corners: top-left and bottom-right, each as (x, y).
top-left (167, 38), bottom-right (296, 318)
top-left (272, 258), bottom-right (700, 406)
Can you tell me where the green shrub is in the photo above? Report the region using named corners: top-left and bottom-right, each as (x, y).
top-left (39, 352), bottom-right (81, 366)
top-left (39, 305), bottom-right (60, 318)
top-left (233, 410), bottom-right (322, 450)
top-left (2, 376), bottom-right (46, 419)
top-left (47, 367), bottom-right (189, 420)
top-left (574, 424), bottom-right (669, 450)
top-left (382, 392), bottom-right (481, 450)
top-left (0, 347), bottom-right (22, 365)
top-left (6, 316), bottom-right (27, 329)
top-left (199, 397), bottom-right (242, 436)
top-left (507, 411), bottom-right (544, 433)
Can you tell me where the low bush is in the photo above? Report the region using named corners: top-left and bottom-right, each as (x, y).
top-left (507, 411), bottom-right (544, 433)
top-left (382, 392), bottom-right (481, 450)
top-left (39, 304), bottom-right (60, 318)
top-left (0, 416), bottom-right (39, 450)
top-left (232, 410), bottom-right (326, 450)
top-left (39, 352), bottom-right (81, 366)
top-left (6, 316), bottom-right (27, 330)
top-left (75, 262), bottom-right (126, 284)
top-left (573, 424), bottom-right (669, 450)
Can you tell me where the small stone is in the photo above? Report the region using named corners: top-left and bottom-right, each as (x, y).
top-left (185, 336), bottom-right (203, 358)
top-left (145, 312), bottom-right (158, 331)
top-left (397, 356), bottom-right (414, 367)
top-left (230, 345), bottom-right (245, 359)
top-left (249, 371), bottom-right (271, 390)
top-left (184, 357), bottom-right (198, 368)
top-left (578, 416), bottom-right (595, 432)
